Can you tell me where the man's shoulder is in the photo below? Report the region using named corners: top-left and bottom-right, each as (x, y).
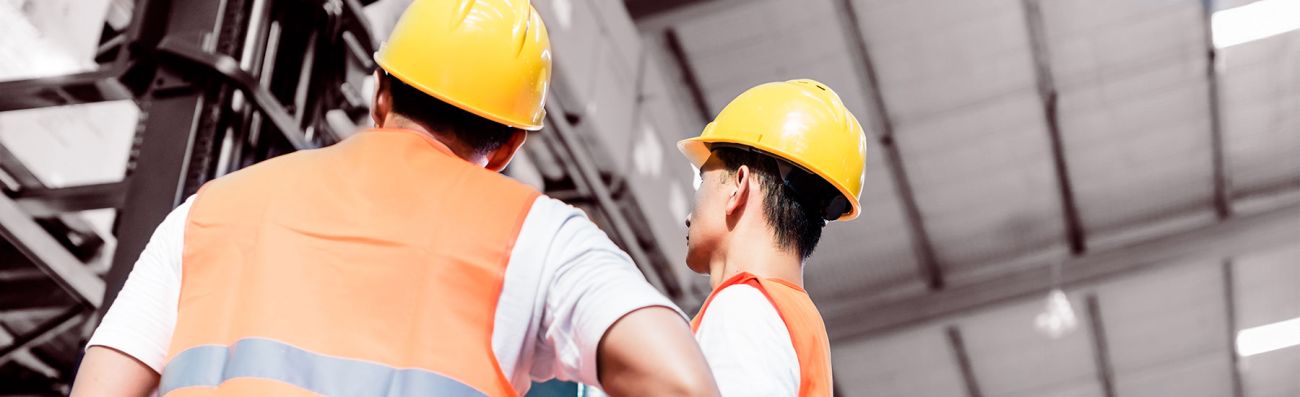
top-left (708, 284), bottom-right (778, 318)
top-left (198, 149), bottom-right (319, 193)
top-left (519, 195), bottom-right (591, 230)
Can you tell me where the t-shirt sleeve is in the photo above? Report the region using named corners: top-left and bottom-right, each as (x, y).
top-left (694, 284), bottom-right (801, 396)
top-left (84, 196), bottom-right (193, 373)
top-left (525, 197), bottom-right (684, 387)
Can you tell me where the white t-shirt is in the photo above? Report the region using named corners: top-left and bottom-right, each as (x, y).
top-left (87, 195), bottom-right (680, 395)
top-left (694, 284), bottom-right (800, 396)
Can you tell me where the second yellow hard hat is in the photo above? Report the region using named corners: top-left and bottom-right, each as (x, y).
top-left (678, 79), bottom-right (868, 221)
top-left (375, 0), bottom-right (551, 130)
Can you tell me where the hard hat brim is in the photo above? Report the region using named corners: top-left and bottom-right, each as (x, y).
top-left (376, 58), bottom-right (546, 131)
top-left (677, 136), bottom-right (861, 221)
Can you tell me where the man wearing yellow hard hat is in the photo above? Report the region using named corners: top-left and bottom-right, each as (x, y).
top-left (71, 1), bottom-right (718, 396)
top-left (679, 79), bottom-right (867, 396)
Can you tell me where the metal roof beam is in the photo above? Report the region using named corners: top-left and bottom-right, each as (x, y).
top-left (1021, 0), bottom-right (1087, 254)
top-left (832, 0), bottom-right (944, 290)
top-left (825, 197), bottom-right (1300, 341)
top-left (662, 28), bottom-right (714, 124)
top-left (624, 0), bottom-right (713, 20)
top-left (1222, 260), bottom-right (1245, 397)
top-left (1200, 0), bottom-right (1233, 218)
top-left (946, 326), bottom-right (983, 397)
top-left (1085, 295), bottom-right (1117, 397)
top-left (630, 0), bottom-right (746, 33)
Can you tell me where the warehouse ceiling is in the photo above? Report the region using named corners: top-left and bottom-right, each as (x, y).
top-left (629, 0), bottom-right (1299, 395)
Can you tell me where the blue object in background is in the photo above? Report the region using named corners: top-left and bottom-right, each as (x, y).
top-left (525, 380), bottom-right (577, 397)
top-left (525, 381), bottom-right (608, 397)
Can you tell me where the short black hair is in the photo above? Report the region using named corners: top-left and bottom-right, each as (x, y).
top-left (382, 72), bottom-right (520, 155)
top-left (712, 147), bottom-right (833, 260)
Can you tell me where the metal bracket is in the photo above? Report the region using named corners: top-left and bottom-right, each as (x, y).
top-left (0, 66), bottom-right (136, 112)
top-left (156, 38), bottom-right (313, 151)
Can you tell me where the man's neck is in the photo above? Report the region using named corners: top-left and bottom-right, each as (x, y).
top-left (379, 116), bottom-right (485, 165)
top-left (707, 227), bottom-right (804, 290)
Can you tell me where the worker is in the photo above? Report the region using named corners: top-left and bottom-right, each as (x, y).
top-left (678, 79), bottom-right (867, 396)
top-left (71, 1), bottom-right (718, 396)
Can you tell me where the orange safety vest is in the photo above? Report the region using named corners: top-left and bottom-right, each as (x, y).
top-left (691, 272), bottom-right (834, 397)
top-left (158, 128), bottom-right (539, 396)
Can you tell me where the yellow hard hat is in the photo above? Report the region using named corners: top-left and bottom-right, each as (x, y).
top-left (375, 0), bottom-right (551, 130)
top-left (678, 79), bottom-right (867, 221)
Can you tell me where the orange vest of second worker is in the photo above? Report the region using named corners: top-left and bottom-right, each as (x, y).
top-left (157, 128), bottom-right (539, 396)
top-left (691, 272), bottom-right (834, 397)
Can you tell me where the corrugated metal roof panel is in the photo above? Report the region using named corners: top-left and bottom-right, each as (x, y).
top-left (1044, 0), bottom-right (1216, 244)
top-left (1220, 31), bottom-right (1300, 198)
top-left (1097, 261), bottom-right (1231, 396)
top-left (895, 90), bottom-right (1065, 271)
top-left (832, 325), bottom-right (966, 397)
top-left (957, 291), bottom-right (1102, 396)
top-left (1233, 246), bottom-right (1300, 397)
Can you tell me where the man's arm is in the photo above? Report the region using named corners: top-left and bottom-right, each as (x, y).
top-left (71, 197), bottom-right (192, 395)
top-left (71, 346), bottom-right (159, 396)
top-left (528, 198), bottom-right (718, 396)
top-left (597, 306), bottom-right (718, 396)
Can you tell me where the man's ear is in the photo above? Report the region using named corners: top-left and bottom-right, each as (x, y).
top-left (485, 130), bottom-right (528, 172)
top-left (371, 71), bottom-right (391, 128)
top-left (725, 165), bottom-right (750, 216)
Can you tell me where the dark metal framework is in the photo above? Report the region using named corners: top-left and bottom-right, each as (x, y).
top-left (0, 0), bottom-right (378, 390)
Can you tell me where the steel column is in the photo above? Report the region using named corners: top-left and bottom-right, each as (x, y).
top-left (101, 0), bottom-right (257, 313)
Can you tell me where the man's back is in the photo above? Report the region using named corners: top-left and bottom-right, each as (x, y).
top-left (165, 128), bottom-right (535, 395)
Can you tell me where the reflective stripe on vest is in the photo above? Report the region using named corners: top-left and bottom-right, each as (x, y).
top-left (164, 128), bottom-right (539, 396)
top-left (161, 338), bottom-right (482, 396)
top-left (691, 272), bottom-right (834, 397)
